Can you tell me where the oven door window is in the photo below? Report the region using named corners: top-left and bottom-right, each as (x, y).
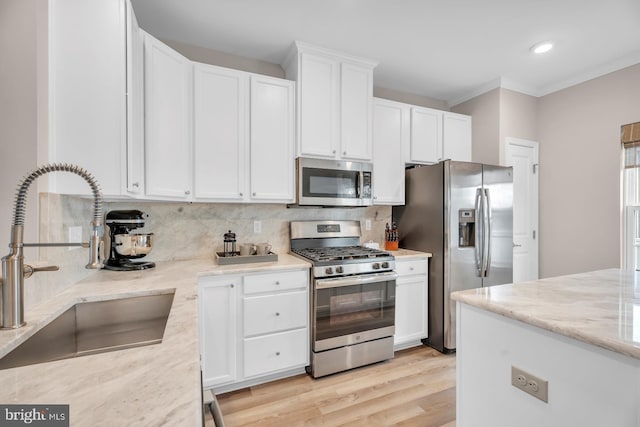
top-left (302, 167), bottom-right (358, 199)
top-left (314, 280), bottom-right (395, 342)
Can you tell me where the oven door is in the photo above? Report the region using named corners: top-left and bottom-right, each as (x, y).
top-left (297, 157), bottom-right (372, 206)
top-left (313, 271), bottom-right (397, 352)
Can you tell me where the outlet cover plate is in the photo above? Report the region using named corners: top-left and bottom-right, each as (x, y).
top-left (511, 366), bottom-right (549, 403)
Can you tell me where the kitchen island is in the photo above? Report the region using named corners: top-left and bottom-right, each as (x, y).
top-left (0, 255), bottom-right (310, 426)
top-left (452, 268), bottom-right (640, 427)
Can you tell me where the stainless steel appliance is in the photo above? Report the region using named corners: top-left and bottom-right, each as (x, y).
top-left (295, 157), bottom-right (373, 207)
top-left (290, 220), bottom-right (397, 378)
top-left (392, 160), bottom-right (513, 353)
top-left (104, 210), bottom-right (155, 271)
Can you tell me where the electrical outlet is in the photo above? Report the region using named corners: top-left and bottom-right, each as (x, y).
top-left (365, 219), bottom-right (372, 231)
top-left (254, 220), bottom-right (262, 234)
top-left (511, 366), bottom-right (548, 403)
top-left (68, 226), bottom-right (82, 251)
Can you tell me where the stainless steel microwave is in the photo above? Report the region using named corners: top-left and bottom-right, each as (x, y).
top-left (295, 157), bottom-right (373, 207)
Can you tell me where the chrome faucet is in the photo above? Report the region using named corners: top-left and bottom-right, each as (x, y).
top-left (1, 163), bottom-right (104, 329)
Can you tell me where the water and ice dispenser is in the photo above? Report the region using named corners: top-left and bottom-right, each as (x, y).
top-left (458, 209), bottom-right (475, 247)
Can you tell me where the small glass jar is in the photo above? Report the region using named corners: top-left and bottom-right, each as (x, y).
top-left (223, 230), bottom-right (237, 257)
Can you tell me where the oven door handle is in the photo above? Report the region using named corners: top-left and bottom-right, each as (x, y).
top-left (315, 271), bottom-right (399, 289)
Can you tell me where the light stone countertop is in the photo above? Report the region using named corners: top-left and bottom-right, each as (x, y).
top-left (392, 248), bottom-right (433, 259)
top-left (452, 268), bottom-right (640, 360)
top-left (0, 254), bottom-right (310, 426)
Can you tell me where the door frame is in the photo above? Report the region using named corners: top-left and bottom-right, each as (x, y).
top-left (505, 137), bottom-right (539, 281)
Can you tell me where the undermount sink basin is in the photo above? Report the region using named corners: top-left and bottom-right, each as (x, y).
top-left (0, 291), bottom-right (175, 370)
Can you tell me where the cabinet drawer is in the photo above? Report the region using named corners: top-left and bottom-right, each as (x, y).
top-left (243, 291), bottom-right (307, 336)
top-left (243, 269), bottom-right (308, 294)
top-left (243, 328), bottom-right (308, 378)
top-left (395, 258), bottom-right (428, 276)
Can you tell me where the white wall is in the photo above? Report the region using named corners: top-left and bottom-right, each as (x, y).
top-left (537, 64), bottom-right (640, 278)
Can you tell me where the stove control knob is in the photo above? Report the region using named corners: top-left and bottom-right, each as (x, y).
top-left (336, 266), bottom-right (344, 274)
top-left (381, 262), bottom-right (389, 269)
top-left (372, 262), bottom-right (380, 270)
top-left (325, 267), bottom-right (334, 275)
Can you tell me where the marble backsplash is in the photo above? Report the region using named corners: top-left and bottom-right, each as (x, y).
top-left (25, 193), bottom-right (392, 310)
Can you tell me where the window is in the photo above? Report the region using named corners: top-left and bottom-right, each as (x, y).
top-left (622, 122), bottom-right (640, 270)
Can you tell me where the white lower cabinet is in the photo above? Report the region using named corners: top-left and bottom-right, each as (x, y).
top-left (199, 268), bottom-right (309, 391)
top-left (394, 257), bottom-right (429, 350)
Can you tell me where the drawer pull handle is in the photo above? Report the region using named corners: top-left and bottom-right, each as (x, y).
top-left (276, 352), bottom-right (280, 356)
top-left (275, 312), bottom-right (280, 316)
top-left (409, 267), bottom-right (414, 271)
top-left (229, 284), bottom-right (234, 288)
top-left (275, 281), bottom-right (280, 285)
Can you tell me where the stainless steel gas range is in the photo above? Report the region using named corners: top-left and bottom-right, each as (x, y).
top-left (290, 220), bottom-right (397, 378)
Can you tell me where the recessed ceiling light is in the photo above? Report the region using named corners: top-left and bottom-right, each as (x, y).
top-left (531, 41), bottom-right (554, 54)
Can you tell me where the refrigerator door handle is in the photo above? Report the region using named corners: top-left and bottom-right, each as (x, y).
top-left (475, 188), bottom-right (483, 277)
top-left (483, 188), bottom-right (492, 277)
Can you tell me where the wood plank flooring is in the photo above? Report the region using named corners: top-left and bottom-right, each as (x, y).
top-left (214, 345), bottom-right (456, 427)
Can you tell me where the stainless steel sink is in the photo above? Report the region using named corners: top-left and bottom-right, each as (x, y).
top-left (0, 291), bottom-right (175, 370)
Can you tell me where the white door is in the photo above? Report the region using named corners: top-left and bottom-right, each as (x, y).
top-left (372, 98), bottom-right (406, 205)
top-left (340, 63), bottom-right (373, 160)
top-left (443, 112), bottom-right (472, 162)
top-left (193, 63), bottom-right (247, 201)
top-left (144, 33), bottom-right (192, 199)
top-left (410, 107), bottom-right (442, 164)
top-left (250, 75), bottom-right (295, 202)
top-left (505, 138), bottom-right (539, 282)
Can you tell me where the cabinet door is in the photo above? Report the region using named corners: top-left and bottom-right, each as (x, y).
top-left (443, 112), bottom-right (472, 162)
top-left (199, 276), bottom-right (238, 388)
top-left (125, 0), bottom-right (144, 195)
top-left (193, 64), bottom-right (247, 201)
top-left (298, 53), bottom-right (339, 158)
top-left (372, 98), bottom-right (407, 205)
top-left (250, 75), bottom-right (295, 202)
top-left (48, 0), bottom-right (126, 196)
top-left (340, 63), bottom-right (373, 160)
top-left (394, 274), bottom-right (428, 346)
top-left (144, 33), bottom-right (192, 199)
top-left (410, 107), bottom-right (443, 164)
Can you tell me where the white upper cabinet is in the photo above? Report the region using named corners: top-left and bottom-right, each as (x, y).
top-left (408, 108), bottom-right (472, 165)
top-left (340, 63), bottom-right (373, 160)
top-left (409, 107), bottom-right (443, 164)
top-left (48, 0), bottom-right (128, 196)
top-left (143, 32), bottom-right (193, 200)
top-left (125, 0), bottom-right (144, 196)
top-left (372, 98), bottom-right (407, 205)
top-left (283, 41), bottom-right (377, 161)
top-left (443, 112), bottom-right (472, 162)
top-left (193, 63), bottom-right (247, 201)
top-left (192, 63), bottom-right (295, 203)
top-left (249, 75), bottom-right (295, 202)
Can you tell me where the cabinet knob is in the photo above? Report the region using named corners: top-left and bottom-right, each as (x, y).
top-left (276, 352), bottom-right (280, 356)
top-left (410, 267), bottom-right (414, 271)
top-left (343, 151), bottom-right (347, 155)
top-left (132, 182), bottom-right (139, 188)
top-left (275, 281), bottom-right (280, 285)
top-left (229, 284), bottom-right (234, 288)
top-left (332, 150), bottom-right (336, 154)
top-left (184, 190), bottom-right (190, 195)
top-left (239, 192), bottom-right (243, 197)
top-left (252, 192), bottom-right (256, 196)
top-left (275, 312), bottom-right (280, 316)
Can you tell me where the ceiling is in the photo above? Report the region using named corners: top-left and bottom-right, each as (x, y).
top-left (130, 0), bottom-right (640, 106)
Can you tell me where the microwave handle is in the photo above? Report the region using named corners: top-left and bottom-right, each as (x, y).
top-left (356, 171), bottom-right (363, 198)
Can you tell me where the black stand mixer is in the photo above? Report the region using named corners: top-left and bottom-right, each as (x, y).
top-left (104, 210), bottom-right (155, 271)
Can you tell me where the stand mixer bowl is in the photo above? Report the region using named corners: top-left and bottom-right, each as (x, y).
top-left (114, 233), bottom-right (154, 256)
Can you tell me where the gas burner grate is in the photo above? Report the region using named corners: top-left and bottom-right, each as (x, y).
top-left (291, 246), bottom-right (391, 263)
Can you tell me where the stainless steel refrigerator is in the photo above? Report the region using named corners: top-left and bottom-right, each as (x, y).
top-left (392, 160), bottom-right (513, 353)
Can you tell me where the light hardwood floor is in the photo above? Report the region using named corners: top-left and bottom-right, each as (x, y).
top-left (213, 345), bottom-right (456, 427)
